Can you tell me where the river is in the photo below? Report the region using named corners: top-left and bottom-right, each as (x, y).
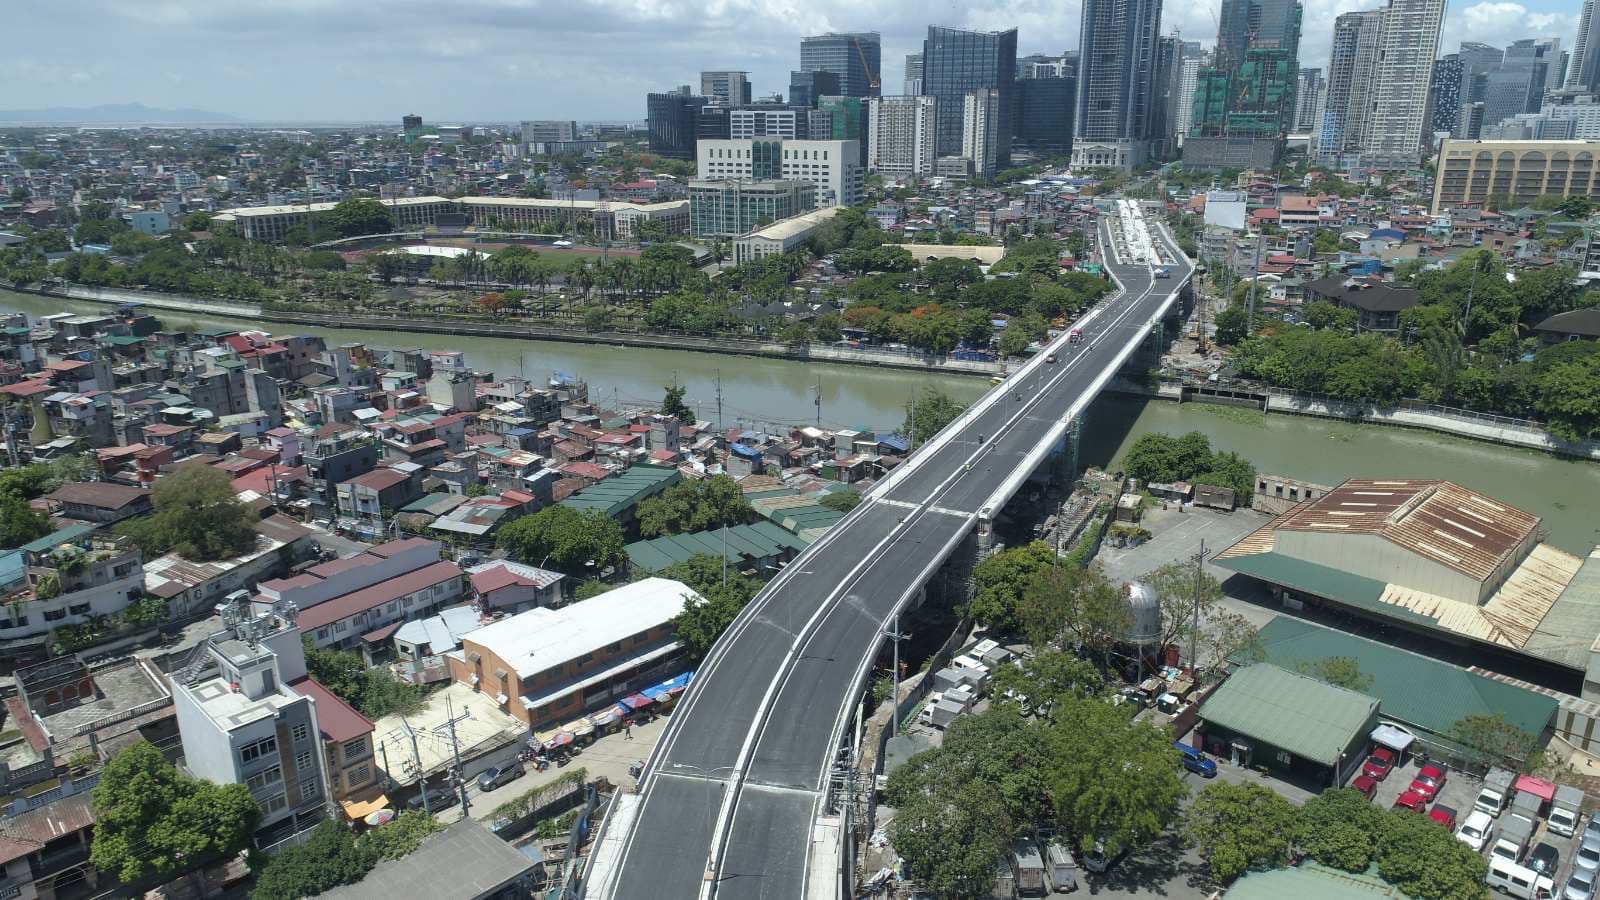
top-left (5, 288), bottom-right (1599, 554)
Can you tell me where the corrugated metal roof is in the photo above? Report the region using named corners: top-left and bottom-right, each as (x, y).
top-left (1200, 664), bottom-right (1377, 766)
top-left (1526, 549), bottom-right (1600, 669)
top-left (1247, 618), bottom-right (1557, 741)
top-left (560, 464), bottom-right (680, 518)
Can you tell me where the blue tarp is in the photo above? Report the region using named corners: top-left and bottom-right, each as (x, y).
top-left (642, 671), bottom-right (695, 700)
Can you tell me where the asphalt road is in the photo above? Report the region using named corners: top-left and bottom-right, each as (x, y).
top-left (596, 206), bottom-right (1191, 900)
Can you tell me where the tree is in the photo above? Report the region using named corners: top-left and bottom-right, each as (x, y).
top-left (0, 495), bottom-right (50, 550)
top-left (660, 384), bottom-right (694, 421)
top-left (818, 490), bottom-right (861, 513)
top-left (665, 554), bottom-right (762, 661)
top-left (91, 742), bottom-right (260, 884)
top-left (250, 821), bottom-right (373, 900)
top-left (323, 198), bottom-right (396, 238)
top-left (1449, 713), bottom-right (1541, 771)
top-left (886, 708), bottom-right (1055, 840)
top-left (777, 320), bottom-right (812, 348)
top-left (495, 505), bottom-right (626, 576)
top-left (1183, 780), bottom-right (1299, 882)
top-left (989, 650), bottom-right (1103, 716)
top-left (902, 387), bottom-right (966, 447)
top-left (119, 464), bottom-right (257, 561)
top-left (1214, 305), bottom-right (1249, 345)
top-left (1022, 564), bottom-right (1133, 668)
top-left (635, 475), bottom-right (752, 538)
top-left (969, 541), bottom-right (1057, 634)
top-left (1047, 696), bottom-right (1186, 859)
top-left (889, 782), bottom-right (1012, 898)
top-left (305, 644), bottom-right (426, 718)
top-left (1376, 808), bottom-right (1489, 900)
top-left (1297, 788), bottom-right (1384, 872)
top-left (1296, 656), bottom-right (1372, 692)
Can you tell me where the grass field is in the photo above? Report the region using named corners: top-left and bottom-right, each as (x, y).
top-left (426, 240), bottom-right (640, 271)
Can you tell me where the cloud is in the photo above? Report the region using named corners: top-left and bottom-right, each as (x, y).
top-left (0, 0), bottom-right (1580, 120)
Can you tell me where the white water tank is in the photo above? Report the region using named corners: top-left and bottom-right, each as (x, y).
top-left (1124, 581), bottom-right (1162, 648)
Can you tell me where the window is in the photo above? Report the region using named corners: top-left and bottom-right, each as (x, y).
top-left (43, 608), bottom-right (65, 622)
top-left (292, 723), bottom-right (310, 744)
top-left (246, 766), bottom-right (283, 792)
top-left (68, 603), bottom-right (91, 616)
top-left (240, 736), bottom-right (278, 764)
top-left (297, 751), bottom-right (314, 773)
top-left (343, 736), bottom-right (369, 760)
top-left (261, 793), bottom-right (288, 815)
top-left (350, 764), bottom-right (372, 785)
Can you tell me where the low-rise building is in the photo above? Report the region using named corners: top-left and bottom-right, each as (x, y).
top-left (1198, 662), bottom-right (1378, 785)
top-left (1301, 275), bottom-right (1419, 333)
top-left (445, 577), bottom-right (696, 730)
top-left (43, 482), bottom-right (151, 525)
top-left (733, 207), bottom-right (842, 264)
top-left (0, 527), bottom-right (145, 664)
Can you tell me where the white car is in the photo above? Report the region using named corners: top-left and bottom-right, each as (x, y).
top-left (1457, 810), bottom-right (1494, 853)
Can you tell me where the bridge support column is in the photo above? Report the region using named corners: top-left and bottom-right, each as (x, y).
top-left (935, 531), bottom-right (983, 608)
top-left (1065, 414), bottom-right (1082, 484)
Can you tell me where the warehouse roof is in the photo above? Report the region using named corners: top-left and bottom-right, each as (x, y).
top-left (560, 464), bottom-right (680, 518)
top-left (321, 819), bottom-right (534, 899)
top-left (624, 521), bottom-right (809, 572)
top-left (1244, 617), bottom-right (1557, 741)
top-left (1200, 664), bottom-right (1378, 767)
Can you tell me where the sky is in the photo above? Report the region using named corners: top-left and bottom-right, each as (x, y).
top-left (2, 0), bottom-right (1584, 123)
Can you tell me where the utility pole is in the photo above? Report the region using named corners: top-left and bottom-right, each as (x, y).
top-left (402, 717), bottom-right (430, 816)
top-left (714, 369), bottom-right (724, 432)
top-left (813, 376), bottom-right (822, 426)
top-left (445, 696), bottom-right (470, 815)
top-left (1245, 236), bottom-right (1263, 335)
top-left (884, 616), bottom-right (910, 738)
top-left (1190, 539), bottom-right (1205, 673)
top-left (721, 523), bottom-right (728, 588)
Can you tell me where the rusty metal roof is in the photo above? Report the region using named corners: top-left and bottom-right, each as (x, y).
top-left (1274, 479), bottom-right (1539, 583)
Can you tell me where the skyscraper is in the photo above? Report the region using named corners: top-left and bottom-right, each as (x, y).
top-left (700, 71), bottom-right (752, 106)
top-left (647, 89), bottom-right (710, 160)
top-left (962, 88), bottom-right (1003, 177)
top-left (867, 96), bottom-right (938, 176)
top-left (1174, 51), bottom-right (1207, 147)
top-left (1073, 0), bottom-right (1164, 169)
top-left (800, 33), bottom-right (882, 97)
top-left (904, 53), bottom-right (924, 95)
top-left (1317, 9), bottom-right (1382, 162)
top-left (1478, 39), bottom-right (1557, 133)
top-left (922, 26), bottom-right (1019, 167)
top-left (818, 95), bottom-right (869, 166)
top-left (1428, 54), bottom-right (1463, 136)
top-left (1014, 77), bottom-right (1076, 154)
top-left (1216, 0), bottom-right (1303, 69)
top-left (1295, 68), bottom-right (1324, 132)
top-left (789, 70), bottom-right (841, 109)
top-left (1571, 0), bottom-right (1600, 92)
top-left (1363, 0), bottom-right (1447, 167)
top-left (1185, 0), bottom-right (1301, 170)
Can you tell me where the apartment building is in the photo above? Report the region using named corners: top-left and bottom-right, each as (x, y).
top-left (1430, 138), bottom-right (1600, 212)
top-left (867, 96), bottom-right (939, 177)
top-left (696, 139), bottom-right (864, 207)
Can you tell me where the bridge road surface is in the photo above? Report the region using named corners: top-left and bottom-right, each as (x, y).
top-left (595, 209), bottom-right (1189, 900)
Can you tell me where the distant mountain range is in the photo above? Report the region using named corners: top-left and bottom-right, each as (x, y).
top-left (0, 103), bottom-right (240, 124)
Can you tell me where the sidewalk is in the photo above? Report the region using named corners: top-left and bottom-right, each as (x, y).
top-left (436, 714), bottom-right (669, 825)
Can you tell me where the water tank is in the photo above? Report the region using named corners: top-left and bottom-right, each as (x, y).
top-left (1123, 581), bottom-right (1162, 648)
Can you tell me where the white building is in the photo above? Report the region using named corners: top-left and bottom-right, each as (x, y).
top-left (696, 139), bottom-right (864, 207)
top-left (868, 96), bottom-right (939, 177)
top-left (962, 88), bottom-right (1002, 179)
top-left (1174, 55), bottom-right (1205, 147)
top-left (1363, 0), bottom-right (1447, 168)
top-left (1543, 96), bottom-right (1600, 139)
top-left (733, 207), bottom-right (843, 264)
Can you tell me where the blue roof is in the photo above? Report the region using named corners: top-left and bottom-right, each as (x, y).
top-left (505, 427), bottom-right (534, 437)
top-left (730, 443), bottom-right (761, 459)
top-left (0, 551), bottom-right (24, 591)
top-left (878, 434), bottom-right (909, 453)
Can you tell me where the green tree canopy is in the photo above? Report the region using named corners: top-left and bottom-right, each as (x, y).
top-left (664, 554), bottom-right (762, 661)
top-left (495, 505), bottom-right (626, 576)
top-left (91, 742), bottom-right (261, 884)
top-left (1047, 696), bottom-right (1186, 859)
top-left (660, 384), bottom-right (694, 421)
top-left (1297, 787), bottom-right (1385, 872)
top-left (818, 490), bottom-right (861, 513)
top-left (888, 781), bottom-right (1012, 898)
top-left (902, 386), bottom-right (966, 446)
top-left (1183, 780), bottom-right (1300, 882)
top-left (0, 495), bottom-right (50, 550)
top-left (323, 198), bottom-right (396, 238)
top-left (119, 463), bottom-right (258, 561)
top-left (636, 475), bottom-right (753, 538)
top-left (1375, 807), bottom-right (1489, 900)
top-left (1295, 656), bottom-right (1372, 692)
top-left (969, 541), bottom-right (1058, 634)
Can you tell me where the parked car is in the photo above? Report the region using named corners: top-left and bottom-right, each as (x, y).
top-left (476, 761), bottom-right (525, 792)
top-left (1576, 833), bottom-right (1600, 874)
top-left (1456, 810), bottom-right (1494, 852)
top-left (1362, 747), bottom-right (1396, 781)
top-left (1410, 764), bottom-right (1447, 800)
top-left (1429, 804), bottom-right (1458, 831)
top-left (406, 784), bottom-right (459, 812)
top-left (1566, 866), bottom-right (1599, 900)
top-left (1350, 774), bottom-right (1378, 801)
top-left (1174, 742), bottom-right (1217, 778)
top-left (1393, 789), bottom-right (1429, 813)
top-left (1529, 843), bottom-right (1561, 879)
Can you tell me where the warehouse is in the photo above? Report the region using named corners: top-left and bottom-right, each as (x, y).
top-left (1197, 663), bottom-right (1379, 786)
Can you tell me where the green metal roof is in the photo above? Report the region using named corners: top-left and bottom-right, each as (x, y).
top-left (1214, 551), bottom-right (1438, 628)
top-left (1525, 552), bottom-right (1600, 670)
top-left (1224, 864), bottom-right (1410, 900)
top-left (20, 523), bottom-right (93, 555)
top-left (560, 464), bottom-right (680, 518)
top-left (624, 521), bottom-right (811, 572)
top-left (1200, 664), bottom-right (1378, 767)
top-left (1247, 617), bottom-right (1557, 742)
top-left (101, 335), bottom-right (145, 346)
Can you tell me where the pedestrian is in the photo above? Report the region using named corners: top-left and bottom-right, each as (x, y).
top-left (625, 722), bottom-right (633, 739)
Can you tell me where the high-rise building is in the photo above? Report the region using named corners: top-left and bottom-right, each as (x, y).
top-left (1428, 55), bottom-right (1463, 135)
top-left (1363, 0), bottom-right (1448, 167)
top-left (789, 70), bottom-right (841, 109)
top-left (700, 71), bottom-right (752, 106)
top-left (521, 121), bottom-right (578, 143)
top-left (1477, 39), bottom-right (1558, 133)
top-left (801, 33), bottom-right (882, 97)
top-left (1295, 69), bottom-right (1324, 132)
top-left (1150, 37), bottom-right (1181, 161)
top-left (647, 90), bottom-right (710, 160)
top-left (1073, 0), bottom-right (1163, 170)
top-left (923, 26), bottom-right (1019, 168)
top-left (1174, 50), bottom-right (1207, 147)
top-left (688, 179), bottom-right (815, 237)
top-left (905, 53), bottom-right (924, 95)
top-left (962, 88), bottom-right (1003, 177)
top-left (1216, 0), bottom-right (1303, 69)
top-left (1318, 10), bottom-right (1382, 162)
top-left (1017, 54), bottom-right (1071, 79)
top-left (1451, 44), bottom-right (1504, 138)
top-left (696, 139), bottom-right (864, 206)
top-left (817, 95), bottom-right (869, 166)
top-left (867, 96), bottom-right (939, 177)
top-left (1571, 1), bottom-right (1600, 93)
top-left (728, 105), bottom-right (829, 140)
top-left (1014, 77), bottom-right (1076, 153)
top-left (1184, 0), bottom-right (1301, 170)
top-left (1459, 42), bottom-right (1505, 77)
top-left (402, 114), bottom-right (422, 131)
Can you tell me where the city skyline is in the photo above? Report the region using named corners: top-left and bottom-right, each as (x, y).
top-left (3, 0), bottom-right (1581, 121)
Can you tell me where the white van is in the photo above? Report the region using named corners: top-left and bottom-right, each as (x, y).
top-left (1486, 857), bottom-right (1554, 899)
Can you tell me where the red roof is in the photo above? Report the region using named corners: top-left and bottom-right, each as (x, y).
top-left (231, 465), bottom-right (306, 495)
top-left (344, 467), bottom-right (411, 491)
top-left (561, 462), bottom-right (610, 480)
top-left (0, 379), bottom-right (56, 398)
top-left (296, 560), bottom-right (462, 631)
top-left (288, 677), bottom-right (374, 743)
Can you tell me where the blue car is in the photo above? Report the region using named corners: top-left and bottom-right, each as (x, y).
top-left (1175, 741), bottom-right (1217, 777)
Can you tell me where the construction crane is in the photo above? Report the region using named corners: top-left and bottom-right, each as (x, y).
top-left (855, 38), bottom-right (880, 93)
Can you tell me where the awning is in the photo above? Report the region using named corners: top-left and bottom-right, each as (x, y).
top-left (363, 621), bottom-right (404, 643)
top-left (590, 708), bottom-right (619, 727)
top-left (340, 794), bottom-right (391, 820)
top-left (560, 718), bottom-right (595, 738)
top-left (642, 671), bottom-right (694, 700)
top-left (545, 732), bottom-right (575, 749)
top-left (1371, 723), bottom-right (1415, 753)
top-left (620, 693), bottom-right (654, 710)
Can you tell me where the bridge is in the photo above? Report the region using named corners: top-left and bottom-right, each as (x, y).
top-left (582, 201), bottom-right (1195, 900)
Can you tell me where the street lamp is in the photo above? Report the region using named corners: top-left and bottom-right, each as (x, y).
top-left (883, 616), bottom-right (911, 738)
top-left (667, 763), bottom-right (738, 889)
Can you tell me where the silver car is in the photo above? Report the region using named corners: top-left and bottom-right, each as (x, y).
top-left (1579, 836), bottom-right (1600, 874)
top-left (1565, 867), bottom-right (1597, 900)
